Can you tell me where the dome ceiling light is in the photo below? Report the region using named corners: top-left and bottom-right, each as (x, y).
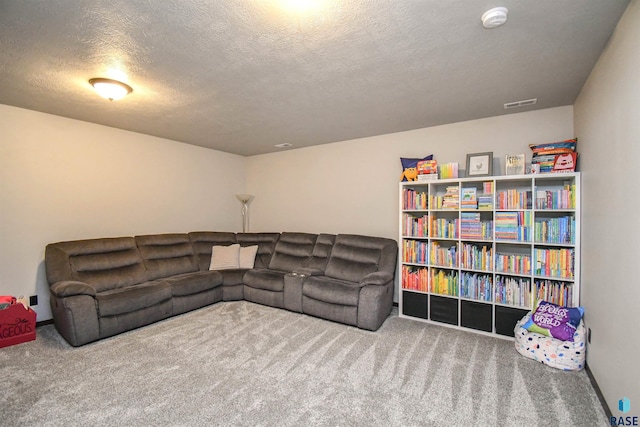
top-left (89, 78), bottom-right (133, 101)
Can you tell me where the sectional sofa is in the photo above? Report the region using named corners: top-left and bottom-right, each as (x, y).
top-left (45, 232), bottom-right (398, 346)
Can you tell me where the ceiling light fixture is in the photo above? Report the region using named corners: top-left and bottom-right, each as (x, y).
top-left (481, 7), bottom-right (508, 29)
top-left (89, 78), bottom-right (133, 101)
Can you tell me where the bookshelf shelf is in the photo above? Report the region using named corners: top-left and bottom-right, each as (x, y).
top-left (398, 172), bottom-right (580, 338)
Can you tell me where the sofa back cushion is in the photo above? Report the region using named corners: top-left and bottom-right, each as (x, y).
top-left (45, 237), bottom-right (148, 293)
top-left (267, 232), bottom-right (318, 272)
top-left (189, 232), bottom-right (238, 271)
top-left (304, 234), bottom-right (336, 271)
top-left (324, 234), bottom-right (398, 283)
top-left (135, 234), bottom-right (198, 280)
top-left (237, 233), bottom-right (280, 269)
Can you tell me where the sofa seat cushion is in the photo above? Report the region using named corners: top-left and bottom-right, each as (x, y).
top-left (243, 269), bottom-right (285, 292)
top-left (303, 276), bottom-right (362, 307)
top-left (96, 281), bottom-right (172, 317)
top-left (165, 271), bottom-right (223, 297)
top-left (219, 269), bottom-right (248, 286)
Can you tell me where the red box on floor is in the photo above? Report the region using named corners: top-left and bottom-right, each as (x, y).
top-left (0, 304), bottom-right (36, 348)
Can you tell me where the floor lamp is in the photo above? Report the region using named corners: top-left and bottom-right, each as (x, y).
top-left (236, 194), bottom-right (254, 233)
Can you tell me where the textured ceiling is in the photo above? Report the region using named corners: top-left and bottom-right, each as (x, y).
top-left (0, 0), bottom-right (630, 156)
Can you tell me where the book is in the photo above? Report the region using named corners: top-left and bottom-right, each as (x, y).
top-left (439, 162), bottom-right (459, 179)
top-left (505, 154), bottom-right (526, 175)
top-left (460, 187), bottom-right (478, 209)
top-left (461, 187), bottom-right (477, 201)
top-left (417, 159), bottom-right (438, 175)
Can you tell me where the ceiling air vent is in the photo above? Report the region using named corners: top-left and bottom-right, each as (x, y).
top-left (504, 98), bottom-right (537, 109)
top-left (274, 143), bottom-right (292, 148)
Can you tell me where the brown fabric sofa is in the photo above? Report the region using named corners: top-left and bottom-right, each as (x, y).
top-left (45, 232), bottom-right (397, 346)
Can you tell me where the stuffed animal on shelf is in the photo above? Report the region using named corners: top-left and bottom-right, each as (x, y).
top-left (400, 167), bottom-right (418, 181)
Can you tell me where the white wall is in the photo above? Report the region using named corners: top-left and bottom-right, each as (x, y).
top-left (0, 104), bottom-right (246, 321)
top-left (247, 106), bottom-right (573, 239)
top-left (574, 0), bottom-right (639, 415)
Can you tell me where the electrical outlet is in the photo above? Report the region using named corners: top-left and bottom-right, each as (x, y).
top-left (588, 327), bottom-right (591, 344)
top-left (29, 295), bottom-right (38, 306)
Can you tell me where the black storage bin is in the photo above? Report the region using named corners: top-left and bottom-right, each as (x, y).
top-left (402, 291), bottom-right (428, 319)
top-left (460, 300), bottom-right (493, 332)
top-left (429, 295), bottom-right (458, 325)
top-left (495, 305), bottom-right (530, 337)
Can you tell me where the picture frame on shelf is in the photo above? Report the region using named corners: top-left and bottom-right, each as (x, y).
top-left (465, 152), bottom-right (493, 177)
top-left (505, 154), bottom-right (526, 175)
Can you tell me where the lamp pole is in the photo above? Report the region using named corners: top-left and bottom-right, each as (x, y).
top-left (236, 194), bottom-right (254, 233)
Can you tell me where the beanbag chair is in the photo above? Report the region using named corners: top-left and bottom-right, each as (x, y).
top-left (514, 312), bottom-right (586, 371)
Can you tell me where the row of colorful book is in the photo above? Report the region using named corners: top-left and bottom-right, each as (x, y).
top-left (534, 280), bottom-right (574, 307)
top-left (495, 275), bottom-right (532, 307)
top-left (429, 242), bottom-right (458, 268)
top-left (430, 269), bottom-right (458, 296)
top-left (495, 252), bottom-right (532, 275)
top-left (401, 265), bottom-right (428, 292)
top-left (403, 245), bottom-right (575, 278)
top-left (460, 212), bottom-right (493, 239)
top-left (402, 240), bottom-right (428, 264)
top-left (402, 189), bottom-right (428, 210)
top-left (402, 274), bottom-right (572, 308)
top-left (478, 194), bottom-right (493, 209)
top-left (534, 186), bottom-right (576, 209)
top-left (534, 216), bottom-right (575, 244)
top-left (460, 243), bottom-right (493, 271)
top-left (405, 213), bottom-right (573, 243)
top-left (402, 214), bottom-right (429, 237)
top-left (495, 211), bottom-right (532, 241)
top-left (534, 248), bottom-right (575, 279)
top-left (460, 272), bottom-right (492, 301)
top-left (406, 217), bottom-right (573, 244)
top-left (496, 189), bottom-right (533, 209)
top-left (408, 185), bottom-right (572, 211)
top-left (431, 217), bottom-right (459, 239)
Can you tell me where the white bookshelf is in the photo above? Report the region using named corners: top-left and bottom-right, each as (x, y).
top-left (398, 172), bottom-right (580, 338)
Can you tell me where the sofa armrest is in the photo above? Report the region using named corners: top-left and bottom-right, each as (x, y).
top-left (359, 272), bottom-right (393, 286)
top-left (50, 281), bottom-right (97, 298)
top-left (291, 268), bottom-right (324, 277)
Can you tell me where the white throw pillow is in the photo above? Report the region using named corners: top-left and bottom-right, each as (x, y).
top-left (209, 244), bottom-right (240, 270)
top-left (239, 245), bottom-right (259, 269)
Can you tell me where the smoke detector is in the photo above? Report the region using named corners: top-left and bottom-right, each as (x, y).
top-left (481, 7), bottom-right (508, 29)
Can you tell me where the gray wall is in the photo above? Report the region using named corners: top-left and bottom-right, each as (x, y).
top-left (574, 0), bottom-right (639, 415)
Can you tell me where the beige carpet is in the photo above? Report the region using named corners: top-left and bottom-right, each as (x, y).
top-left (0, 301), bottom-right (606, 426)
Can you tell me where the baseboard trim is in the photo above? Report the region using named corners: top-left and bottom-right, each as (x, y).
top-left (585, 362), bottom-right (611, 420)
top-left (36, 319), bottom-right (54, 327)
